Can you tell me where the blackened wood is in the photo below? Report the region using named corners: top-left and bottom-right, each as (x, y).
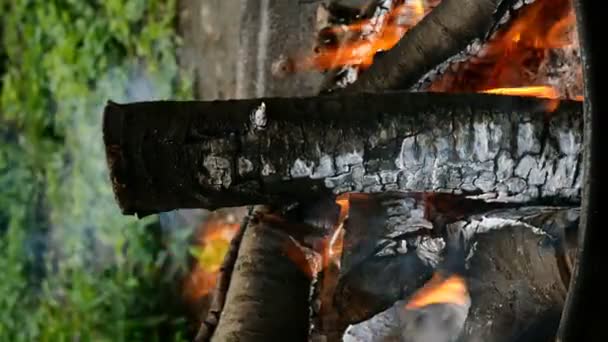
top-left (342, 223), bottom-right (577, 342)
top-left (208, 207), bottom-right (311, 342)
top-left (332, 191), bottom-right (578, 329)
top-left (335, 252), bottom-right (434, 325)
top-left (461, 226), bottom-right (572, 342)
top-left (557, 0), bottom-right (605, 340)
top-left (339, 0), bottom-right (503, 92)
top-left (103, 93), bottom-right (582, 216)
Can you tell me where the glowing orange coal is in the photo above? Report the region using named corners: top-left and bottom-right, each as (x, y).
top-left (295, 0), bottom-right (437, 71)
top-left (405, 273), bottom-right (469, 309)
top-left (182, 216), bottom-right (240, 302)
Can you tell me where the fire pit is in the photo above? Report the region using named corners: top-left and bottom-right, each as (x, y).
top-left (103, 0), bottom-right (601, 340)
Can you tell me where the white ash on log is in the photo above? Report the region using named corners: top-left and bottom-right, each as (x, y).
top-left (102, 92), bottom-right (582, 216)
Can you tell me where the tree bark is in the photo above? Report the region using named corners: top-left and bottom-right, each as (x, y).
top-left (103, 92), bottom-right (582, 216)
top-left (208, 207), bottom-right (311, 342)
top-left (338, 0), bottom-right (504, 92)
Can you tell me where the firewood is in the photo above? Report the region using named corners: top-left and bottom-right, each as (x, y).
top-left (194, 207), bottom-right (252, 342)
top-left (102, 92), bottom-right (582, 216)
top-left (339, 0), bottom-right (505, 92)
top-left (328, 191), bottom-right (578, 328)
top-left (207, 206), bottom-right (311, 342)
top-left (342, 222), bottom-right (577, 342)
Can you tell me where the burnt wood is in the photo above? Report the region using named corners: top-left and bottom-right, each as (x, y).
top-left (339, 0), bottom-right (504, 92)
top-left (556, 0), bottom-right (605, 340)
top-left (103, 92), bottom-right (582, 216)
top-left (342, 223), bottom-right (576, 342)
top-left (329, 191), bottom-right (578, 329)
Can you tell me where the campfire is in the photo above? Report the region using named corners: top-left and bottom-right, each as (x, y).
top-left (104, 0), bottom-right (586, 340)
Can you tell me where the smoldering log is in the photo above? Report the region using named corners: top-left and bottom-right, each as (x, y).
top-left (339, 0), bottom-right (504, 92)
top-left (460, 226), bottom-right (574, 342)
top-left (328, 191), bottom-right (578, 329)
top-left (208, 207), bottom-right (311, 342)
top-left (103, 92), bottom-right (583, 216)
top-left (342, 223), bottom-right (577, 342)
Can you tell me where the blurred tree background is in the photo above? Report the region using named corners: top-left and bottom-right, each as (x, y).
top-left (0, 1), bottom-right (196, 340)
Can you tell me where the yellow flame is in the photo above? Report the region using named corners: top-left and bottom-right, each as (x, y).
top-left (405, 273), bottom-right (469, 309)
top-left (481, 85), bottom-right (560, 99)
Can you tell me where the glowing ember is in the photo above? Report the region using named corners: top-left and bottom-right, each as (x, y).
top-left (405, 273), bottom-right (469, 309)
top-left (295, 0), bottom-right (437, 71)
top-left (182, 216), bottom-right (240, 301)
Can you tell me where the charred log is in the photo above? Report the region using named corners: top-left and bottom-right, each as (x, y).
top-left (206, 206), bottom-right (311, 342)
top-left (557, 0), bottom-right (605, 340)
top-left (342, 222), bottom-right (577, 342)
top-left (339, 0), bottom-right (504, 92)
top-left (331, 191), bottom-right (578, 323)
top-left (103, 92), bottom-right (582, 216)
top-left (460, 226), bottom-right (573, 342)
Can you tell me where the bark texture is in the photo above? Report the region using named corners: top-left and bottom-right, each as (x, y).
top-left (460, 226), bottom-right (571, 342)
top-left (341, 223), bottom-right (576, 342)
top-left (103, 92), bottom-right (582, 216)
top-left (339, 0), bottom-right (503, 92)
top-left (557, 0), bottom-right (605, 340)
top-left (209, 207), bottom-right (311, 342)
top-left (331, 191), bottom-right (578, 327)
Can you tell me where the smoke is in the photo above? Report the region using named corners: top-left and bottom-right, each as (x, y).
top-left (44, 61), bottom-right (188, 271)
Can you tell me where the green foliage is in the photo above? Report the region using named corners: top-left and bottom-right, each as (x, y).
top-left (0, 0), bottom-right (193, 340)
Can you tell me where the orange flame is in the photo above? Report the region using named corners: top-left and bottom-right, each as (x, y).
top-left (481, 85), bottom-right (560, 99)
top-left (405, 273), bottom-right (469, 309)
top-left (296, 0), bottom-right (436, 71)
top-left (326, 195), bottom-right (349, 264)
top-left (481, 85), bottom-right (584, 112)
top-left (427, 0), bottom-right (581, 101)
top-left (182, 217), bottom-right (240, 301)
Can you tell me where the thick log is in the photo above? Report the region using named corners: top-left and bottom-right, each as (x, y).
top-left (208, 207), bottom-right (311, 342)
top-left (103, 92), bottom-right (582, 215)
top-left (103, 92), bottom-right (582, 216)
top-left (330, 191), bottom-right (578, 327)
top-left (341, 223), bottom-right (577, 342)
top-left (339, 0), bottom-right (504, 92)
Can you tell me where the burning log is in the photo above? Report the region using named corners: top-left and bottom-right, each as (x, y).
top-left (203, 206), bottom-right (312, 342)
top-left (322, 192), bottom-right (577, 324)
top-left (341, 220), bottom-right (577, 341)
top-left (103, 92), bottom-right (582, 216)
top-left (339, 0), bottom-right (506, 92)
